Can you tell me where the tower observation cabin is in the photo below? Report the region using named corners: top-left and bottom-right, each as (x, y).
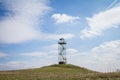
top-left (58, 38), bottom-right (67, 64)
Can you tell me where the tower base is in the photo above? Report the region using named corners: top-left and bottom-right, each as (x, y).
top-left (59, 61), bottom-right (66, 64)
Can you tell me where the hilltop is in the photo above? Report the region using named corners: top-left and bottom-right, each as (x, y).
top-left (0, 64), bottom-right (120, 80)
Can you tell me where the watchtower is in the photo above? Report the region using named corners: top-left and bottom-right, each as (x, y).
top-left (58, 38), bottom-right (67, 64)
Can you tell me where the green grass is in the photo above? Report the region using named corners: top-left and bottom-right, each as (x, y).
top-left (0, 64), bottom-right (120, 80)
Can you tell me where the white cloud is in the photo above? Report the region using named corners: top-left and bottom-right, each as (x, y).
top-left (47, 44), bottom-right (58, 50)
top-left (21, 52), bottom-right (47, 57)
top-left (80, 6), bottom-right (120, 39)
top-left (52, 13), bottom-right (80, 24)
top-left (0, 0), bottom-right (50, 43)
top-left (0, 59), bottom-right (57, 70)
top-left (0, 61), bottom-right (26, 70)
top-left (70, 40), bottom-right (120, 72)
top-left (0, 61), bottom-right (43, 70)
top-left (6, 61), bottom-right (26, 69)
top-left (43, 33), bottom-right (75, 40)
top-left (0, 52), bottom-right (8, 57)
top-left (0, 50), bottom-right (57, 70)
top-left (67, 48), bottom-right (79, 57)
top-left (90, 40), bottom-right (120, 72)
top-left (44, 44), bottom-right (58, 54)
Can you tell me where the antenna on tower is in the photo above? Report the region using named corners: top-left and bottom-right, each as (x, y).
top-left (58, 38), bottom-right (67, 64)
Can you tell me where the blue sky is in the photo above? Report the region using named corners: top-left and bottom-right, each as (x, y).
top-left (0, 0), bottom-right (120, 72)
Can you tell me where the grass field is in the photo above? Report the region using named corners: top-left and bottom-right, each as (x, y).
top-left (0, 64), bottom-right (120, 80)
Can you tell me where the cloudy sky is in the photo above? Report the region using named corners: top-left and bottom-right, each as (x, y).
top-left (0, 0), bottom-right (120, 72)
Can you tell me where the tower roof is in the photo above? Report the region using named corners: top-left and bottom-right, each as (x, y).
top-left (58, 38), bottom-right (66, 44)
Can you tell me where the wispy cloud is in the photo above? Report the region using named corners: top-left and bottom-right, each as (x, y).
top-left (67, 48), bottom-right (79, 56)
top-left (80, 6), bottom-right (120, 39)
top-left (0, 57), bottom-right (57, 70)
top-left (0, 0), bottom-right (74, 44)
top-left (0, 61), bottom-right (26, 70)
top-left (0, 0), bottom-right (50, 44)
top-left (0, 61), bottom-right (43, 70)
top-left (52, 13), bottom-right (80, 24)
top-left (43, 33), bottom-right (75, 40)
top-left (106, 0), bottom-right (118, 10)
top-left (21, 52), bottom-right (47, 57)
top-left (0, 52), bottom-right (8, 57)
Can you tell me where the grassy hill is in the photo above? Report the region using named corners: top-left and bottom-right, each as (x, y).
top-left (0, 64), bottom-right (120, 80)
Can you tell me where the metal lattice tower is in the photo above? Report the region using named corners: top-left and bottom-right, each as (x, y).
top-left (58, 38), bottom-right (67, 64)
